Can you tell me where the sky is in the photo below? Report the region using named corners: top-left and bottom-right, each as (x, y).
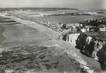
top-left (0, 0), bottom-right (105, 9)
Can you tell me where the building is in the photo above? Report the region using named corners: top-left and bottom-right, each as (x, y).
top-left (98, 25), bottom-right (106, 31)
top-left (66, 33), bottom-right (80, 46)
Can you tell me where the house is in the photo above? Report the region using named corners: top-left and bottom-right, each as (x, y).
top-left (81, 28), bottom-right (87, 32)
top-left (66, 33), bottom-right (80, 46)
top-left (98, 25), bottom-right (106, 31)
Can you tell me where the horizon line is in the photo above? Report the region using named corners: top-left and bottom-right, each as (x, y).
top-left (0, 7), bottom-right (105, 11)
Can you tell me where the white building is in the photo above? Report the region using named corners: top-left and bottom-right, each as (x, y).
top-left (99, 25), bottom-right (106, 31)
top-left (67, 33), bottom-right (80, 46)
top-left (81, 28), bottom-right (87, 32)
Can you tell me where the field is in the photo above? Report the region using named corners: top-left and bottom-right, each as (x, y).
top-left (0, 16), bottom-right (50, 47)
top-left (36, 15), bottom-right (101, 24)
top-left (0, 12), bottom-right (83, 73)
top-left (8, 9), bottom-right (103, 24)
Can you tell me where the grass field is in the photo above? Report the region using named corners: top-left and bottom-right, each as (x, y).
top-left (0, 16), bottom-right (50, 48)
top-left (0, 14), bottom-right (84, 73)
top-left (37, 15), bottom-right (101, 24)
